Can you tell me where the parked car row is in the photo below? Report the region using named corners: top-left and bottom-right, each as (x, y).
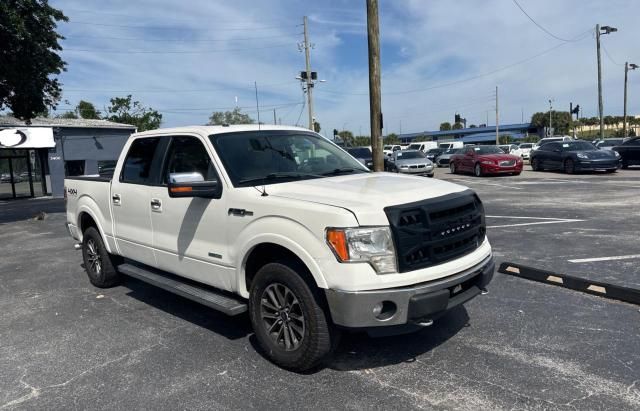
top-left (345, 136), bottom-right (640, 178)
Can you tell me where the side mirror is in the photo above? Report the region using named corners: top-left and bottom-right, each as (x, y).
top-left (168, 172), bottom-right (221, 199)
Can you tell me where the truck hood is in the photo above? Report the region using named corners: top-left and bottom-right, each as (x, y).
top-left (266, 173), bottom-right (469, 225)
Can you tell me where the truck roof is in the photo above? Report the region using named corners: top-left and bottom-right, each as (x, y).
top-left (132, 124), bottom-right (313, 138)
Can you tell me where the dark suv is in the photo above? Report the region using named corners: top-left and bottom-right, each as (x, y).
top-left (612, 137), bottom-right (640, 169)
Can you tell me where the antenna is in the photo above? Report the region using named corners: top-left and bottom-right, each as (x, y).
top-left (254, 81), bottom-right (260, 130)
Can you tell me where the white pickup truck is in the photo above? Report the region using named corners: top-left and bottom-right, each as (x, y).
top-left (65, 125), bottom-right (494, 371)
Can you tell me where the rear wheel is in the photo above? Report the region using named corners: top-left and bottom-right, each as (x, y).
top-left (564, 158), bottom-right (575, 174)
top-left (474, 163), bottom-right (483, 177)
top-left (82, 227), bottom-right (122, 288)
top-left (249, 262), bottom-right (338, 371)
top-left (622, 160), bottom-right (629, 169)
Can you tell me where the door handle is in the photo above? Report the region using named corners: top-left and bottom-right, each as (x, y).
top-left (150, 198), bottom-right (162, 211)
top-left (112, 194), bottom-right (121, 205)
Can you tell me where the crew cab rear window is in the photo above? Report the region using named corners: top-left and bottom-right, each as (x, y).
top-left (121, 137), bottom-right (160, 184)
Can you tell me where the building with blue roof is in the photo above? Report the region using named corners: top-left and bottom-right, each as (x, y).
top-left (397, 123), bottom-right (540, 144)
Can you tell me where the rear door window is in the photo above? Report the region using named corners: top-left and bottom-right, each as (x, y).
top-left (121, 137), bottom-right (161, 184)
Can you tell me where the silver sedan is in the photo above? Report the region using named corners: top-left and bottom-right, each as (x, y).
top-left (389, 150), bottom-right (435, 177)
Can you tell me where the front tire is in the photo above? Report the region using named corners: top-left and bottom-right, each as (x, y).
top-left (531, 158), bottom-right (542, 171)
top-left (449, 162), bottom-right (456, 174)
top-left (474, 163), bottom-right (483, 177)
top-left (82, 227), bottom-right (122, 288)
top-left (249, 262), bottom-right (337, 371)
top-left (564, 158), bottom-right (575, 174)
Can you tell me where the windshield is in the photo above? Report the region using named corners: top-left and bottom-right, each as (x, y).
top-left (395, 151), bottom-right (425, 160)
top-left (473, 146), bottom-right (504, 154)
top-left (210, 131), bottom-right (369, 187)
top-left (426, 149), bottom-right (442, 154)
top-left (597, 140), bottom-right (622, 147)
top-left (561, 141), bottom-right (597, 151)
top-left (408, 144), bottom-right (421, 150)
top-left (346, 147), bottom-right (372, 158)
top-left (520, 143), bottom-right (533, 148)
top-left (444, 148), bottom-right (460, 154)
top-left (383, 145), bottom-right (393, 150)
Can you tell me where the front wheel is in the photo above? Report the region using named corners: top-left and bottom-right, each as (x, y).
top-left (531, 158), bottom-right (542, 171)
top-left (249, 262), bottom-right (338, 371)
top-left (474, 163), bottom-right (483, 177)
top-left (564, 158), bottom-right (575, 174)
top-left (449, 162), bottom-right (456, 174)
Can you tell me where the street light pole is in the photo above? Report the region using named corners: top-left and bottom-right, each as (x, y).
top-left (596, 24), bottom-right (618, 140)
top-left (623, 62), bottom-right (638, 138)
top-left (548, 99), bottom-right (553, 136)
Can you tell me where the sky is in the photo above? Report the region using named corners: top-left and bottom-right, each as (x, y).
top-left (48, 0), bottom-right (640, 136)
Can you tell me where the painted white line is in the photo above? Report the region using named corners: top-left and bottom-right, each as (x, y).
top-left (487, 219), bottom-right (584, 228)
top-left (450, 179), bottom-right (523, 190)
top-left (568, 254), bottom-right (640, 263)
top-left (486, 215), bottom-right (580, 220)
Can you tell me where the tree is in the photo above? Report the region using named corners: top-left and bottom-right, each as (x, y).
top-left (414, 135), bottom-right (432, 142)
top-left (207, 107), bottom-right (254, 125)
top-left (384, 133), bottom-right (400, 144)
top-left (439, 122), bottom-right (452, 131)
top-left (469, 124), bottom-right (477, 128)
top-left (0, 1), bottom-right (68, 121)
top-left (452, 122), bottom-right (463, 130)
top-left (337, 130), bottom-right (354, 146)
top-left (57, 111), bottom-right (78, 119)
top-left (106, 95), bottom-right (162, 131)
top-left (499, 134), bottom-right (513, 144)
top-left (313, 120), bottom-right (321, 133)
top-left (530, 111), bottom-right (573, 135)
top-left (77, 100), bottom-right (100, 119)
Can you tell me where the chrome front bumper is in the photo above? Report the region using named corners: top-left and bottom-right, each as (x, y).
top-left (325, 255), bottom-right (494, 328)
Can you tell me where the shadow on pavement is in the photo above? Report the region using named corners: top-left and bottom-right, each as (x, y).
top-left (123, 276), bottom-right (252, 341)
top-left (0, 198), bottom-right (65, 224)
top-left (328, 305), bottom-right (470, 371)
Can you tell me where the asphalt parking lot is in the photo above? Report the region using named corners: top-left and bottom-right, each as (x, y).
top-left (1, 168), bottom-right (639, 410)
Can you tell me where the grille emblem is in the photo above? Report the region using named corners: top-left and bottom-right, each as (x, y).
top-left (440, 222), bottom-right (471, 237)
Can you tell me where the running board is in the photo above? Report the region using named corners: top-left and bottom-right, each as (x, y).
top-left (118, 263), bottom-right (247, 316)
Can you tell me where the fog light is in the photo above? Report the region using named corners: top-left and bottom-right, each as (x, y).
top-left (372, 301), bottom-right (396, 321)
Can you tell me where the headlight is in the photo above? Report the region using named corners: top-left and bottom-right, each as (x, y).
top-left (326, 227), bottom-right (397, 274)
top-left (400, 165), bottom-right (409, 169)
top-left (481, 160), bottom-right (494, 165)
top-left (614, 151), bottom-right (621, 158)
top-left (577, 153), bottom-right (589, 159)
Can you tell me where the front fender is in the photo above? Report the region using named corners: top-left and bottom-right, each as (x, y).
top-left (233, 216), bottom-right (331, 298)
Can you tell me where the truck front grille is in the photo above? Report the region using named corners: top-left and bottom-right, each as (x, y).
top-left (384, 190), bottom-right (486, 273)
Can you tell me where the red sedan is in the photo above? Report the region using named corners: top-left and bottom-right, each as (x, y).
top-left (449, 145), bottom-right (523, 177)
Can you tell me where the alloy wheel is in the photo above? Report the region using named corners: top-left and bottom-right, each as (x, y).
top-left (86, 239), bottom-right (102, 275)
top-left (260, 283), bottom-right (306, 351)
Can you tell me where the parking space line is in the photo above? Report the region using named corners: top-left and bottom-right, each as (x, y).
top-left (487, 219), bottom-right (583, 228)
top-left (450, 179), bottom-right (523, 190)
top-left (568, 254), bottom-right (640, 263)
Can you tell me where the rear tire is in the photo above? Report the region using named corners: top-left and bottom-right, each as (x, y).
top-left (82, 227), bottom-right (122, 288)
top-left (622, 161), bottom-right (629, 169)
top-left (249, 262), bottom-right (338, 371)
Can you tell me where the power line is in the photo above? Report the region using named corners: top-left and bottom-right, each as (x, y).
top-left (61, 33), bottom-right (302, 44)
top-left (318, 41), bottom-right (577, 96)
top-left (601, 43), bottom-right (625, 66)
top-left (63, 43), bottom-right (294, 54)
top-left (62, 80), bottom-right (298, 93)
top-left (67, 20), bottom-right (297, 31)
top-left (511, 0), bottom-right (592, 42)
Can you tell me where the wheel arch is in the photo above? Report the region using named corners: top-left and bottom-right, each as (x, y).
top-left (76, 204), bottom-right (114, 254)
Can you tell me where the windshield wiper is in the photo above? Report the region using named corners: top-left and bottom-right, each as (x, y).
top-left (238, 172), bottom-right (322, 185)
top-left (322, 167), bottom-right (362, 176)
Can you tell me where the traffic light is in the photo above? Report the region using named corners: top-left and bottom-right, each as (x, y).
top-left (333, 129), bottom-right (338, 137)
top-left (572, 104), bottom-right (580, 115)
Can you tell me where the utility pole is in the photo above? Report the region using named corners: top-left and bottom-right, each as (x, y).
top-left (273, 109), bottom-right (277, 125)
top-left (495, 86), bottom-right (499, 145)
top-left (366, 0), bottom-right (383, 171)
top-left (548, 99), bottom-right (553, 136)
top-left (623, 62), bottom-right (638, 137)
top-left (596, 24), bottom-right (618, 140)
top-left (303, 16), bottom-right (314, 130)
